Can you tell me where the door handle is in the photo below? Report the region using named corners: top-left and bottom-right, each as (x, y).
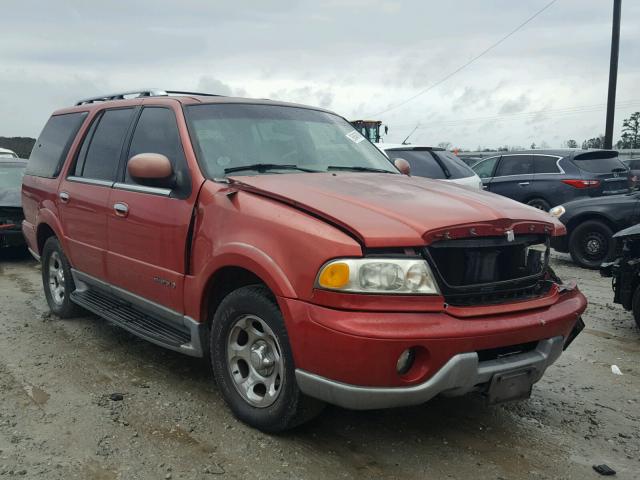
top-left (113, 202), bottom-right (129, 217)
top-left (59, 191), bottom-right (70, 203)
top-left (518, 182), bottom-right (530, 186)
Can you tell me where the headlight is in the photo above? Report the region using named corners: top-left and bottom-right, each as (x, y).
top-left (549, 205), bottom-right (566, 218)
top-left (316, 258), bottom-right (440, 294)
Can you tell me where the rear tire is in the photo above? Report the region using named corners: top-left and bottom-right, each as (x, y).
top-left (632, 286), bottom-right (640, 330)
top-left (568, 220), bottom-right (614, 269)
top-left (526, 198), bottom-right (551, 211)
top-left (41, 237), bottom-right (81, 318)
top-left (210, 285), bottom-right (324, 432)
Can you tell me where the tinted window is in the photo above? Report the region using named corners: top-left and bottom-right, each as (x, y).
top-left (385, 150), bottom-right (446, 179)
top-left (472, 156), bottom-right (499, 178)
top-left (626, 159), bottom-right (640, 170)
top-left (77, 108), bottom-right (133, 181)
top-left (573, 152), bottom-right (627, 173)
top-left (126, 108), bottom-right (186, 183)
top-left (534, 155), bottom-right (561, 174)
top-left (26, 112), bottom-right (87, 178)
top-left (496, 155), bottom-right (534, 176)
top-left (432, 151), bottom-right (474, 179)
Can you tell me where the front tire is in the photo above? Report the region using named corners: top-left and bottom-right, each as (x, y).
top-left (210, 285), bottom-right (324, 432)
top-left (632, 286), bottom-right (640, 330)
top-left (568, 220), bottom-right (614, 269)
top-left (41, 237), bottom-right (81, 318)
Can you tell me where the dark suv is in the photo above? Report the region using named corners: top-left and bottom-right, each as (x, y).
top-left (472, 150), bottom-right (630, 211)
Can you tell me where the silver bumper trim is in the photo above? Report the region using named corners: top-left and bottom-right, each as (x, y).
top-left (295, 336), bottom-right (564, 410)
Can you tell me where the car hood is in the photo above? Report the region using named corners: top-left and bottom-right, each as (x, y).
top-left (229, 173), bottom-right (562, 247)
top-left (562, 192), bottom-right (638, 210)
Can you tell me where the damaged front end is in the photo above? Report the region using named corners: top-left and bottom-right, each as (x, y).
top-left (600, 224), bottom-right (640, 323)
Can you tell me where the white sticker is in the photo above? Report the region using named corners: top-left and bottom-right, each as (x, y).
top-left (345, 130), bottom-right (365, 144)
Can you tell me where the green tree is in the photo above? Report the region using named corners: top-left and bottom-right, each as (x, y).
top-left (581, 135), bottom-right (604, 150)
top-left (618, 112), bottom-right (640, 149)
top-left (565, 139), bottom-right (578, 148)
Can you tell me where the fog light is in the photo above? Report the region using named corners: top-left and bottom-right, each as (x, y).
top-left (396, 348), bottom-right (416, 375)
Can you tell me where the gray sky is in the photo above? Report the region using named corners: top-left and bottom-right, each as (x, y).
top-left (1, 0), bottom-right (639, 149)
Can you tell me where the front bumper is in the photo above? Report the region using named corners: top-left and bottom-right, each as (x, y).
top-left (295, 336), bottom-right (564, 410)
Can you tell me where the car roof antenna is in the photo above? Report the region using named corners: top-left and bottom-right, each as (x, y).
top-left (402, 123), bottom-right (420, 145)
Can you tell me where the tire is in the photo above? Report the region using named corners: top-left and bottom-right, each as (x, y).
top-left (568, 220), bottom-right (615, 269)
top-left (526, 197), bottom-right (551, 211)
top-left (210, 285), bottom-right (324, 432)
top-left (632, 286), bottom-right (640, 330)
top-left (41, 237), bottom-right (81, 318)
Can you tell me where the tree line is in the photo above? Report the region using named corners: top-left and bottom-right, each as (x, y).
top-left (0, 137), bottom-right (36, 158)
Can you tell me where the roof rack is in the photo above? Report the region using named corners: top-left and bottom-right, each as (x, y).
top-left (75, 89), bottom-right (222, 106)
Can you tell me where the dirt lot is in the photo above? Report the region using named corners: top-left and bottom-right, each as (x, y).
top-left (0, 251), bottom-right (638, 479)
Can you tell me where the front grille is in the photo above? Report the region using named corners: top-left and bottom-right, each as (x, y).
top-left (425, 234), bottom-right (551, 307)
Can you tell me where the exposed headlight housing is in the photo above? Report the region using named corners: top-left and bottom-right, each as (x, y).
top-left (316, 258), bottom-right (440, 295)
top-left (549, 205), bottom-right (566, 218)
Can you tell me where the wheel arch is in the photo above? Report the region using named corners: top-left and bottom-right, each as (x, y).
top-left (565, 213), bottom-right (618, 238)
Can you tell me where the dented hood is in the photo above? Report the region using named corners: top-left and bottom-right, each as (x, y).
top-left (230, 172), bottom-right (563, 247)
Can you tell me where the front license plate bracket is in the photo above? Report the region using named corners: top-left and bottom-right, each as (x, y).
top-left (486, 368), bottom-right (536, 404)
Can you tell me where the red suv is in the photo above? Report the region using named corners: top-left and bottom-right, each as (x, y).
top-left (22, 90), bottom-right (586, 432)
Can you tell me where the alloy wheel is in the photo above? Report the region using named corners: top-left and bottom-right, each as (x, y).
top-left (48, 251), bottom-right (66, 306)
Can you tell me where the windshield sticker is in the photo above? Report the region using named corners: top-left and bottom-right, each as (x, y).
top-left (345, 130), bottom-right (365, 144)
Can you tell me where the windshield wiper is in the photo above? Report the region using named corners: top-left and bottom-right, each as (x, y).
top-left (327, 165), bottom-right (395, 174)
top-left (224, 163), bottom-right (319, 174)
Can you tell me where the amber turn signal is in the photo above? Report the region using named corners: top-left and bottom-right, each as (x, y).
top-left (318, 262), bottom-right (350, 289)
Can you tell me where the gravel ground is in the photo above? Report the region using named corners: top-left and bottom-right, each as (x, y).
top-left (0, 249), bottom-right (638, 479)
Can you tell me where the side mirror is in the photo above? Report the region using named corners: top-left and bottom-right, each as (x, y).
top-left (128, 153), bottom-right (175, 188)
top-left (394, 158), bottom-right (411, 176)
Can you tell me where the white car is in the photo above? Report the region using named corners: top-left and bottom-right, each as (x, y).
top-left (0, 147), bottom-right (19, 159)
top-left (376, 143), bottom-right (483, 190)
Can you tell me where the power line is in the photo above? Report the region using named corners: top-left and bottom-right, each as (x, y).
top-left (368, 0), bottom-right (560, 117)
top-left (390, 99), bottom-right (640, 130)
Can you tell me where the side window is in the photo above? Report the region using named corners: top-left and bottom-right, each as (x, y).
top-left (495, 155), bottom-right (534, 176)
top-left (125, 107), bottom-right (187, 184)
top-left (26, 112), bottom-right (87, 178)
top-left (534, 155), bottom-right (561, 174)
top-left (386, 150), bottom-right (446, 179)
top-left (75, 108), bottom-right (134, 181)
top-left (472, 156), bottom-right (499, 178)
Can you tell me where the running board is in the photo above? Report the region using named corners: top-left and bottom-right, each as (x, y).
top-left (70, 287), bottom-right (205, 357)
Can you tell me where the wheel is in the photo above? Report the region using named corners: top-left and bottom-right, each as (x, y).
top-left (41, 237), bottom-right (81, 318)
top-left (568, 220), bottom-right (614, 269)
top-left (526, 198), bottom-right (551, 211)
top-left (632, 286), bottom-right (640, 330)
top-left (210, 285), bottom-right (324, 432)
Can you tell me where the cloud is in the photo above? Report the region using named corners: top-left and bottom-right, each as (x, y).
top-left (498, 94), bottom-right (531, 115)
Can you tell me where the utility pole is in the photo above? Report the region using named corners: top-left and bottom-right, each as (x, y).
top-left (604, 0), bottom-right (622, 149)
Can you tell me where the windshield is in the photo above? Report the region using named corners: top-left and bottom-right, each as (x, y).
top-left (0, 152), bottom-right (18, 158)
top-left (0, 164), bottom-right (25, 204)
top-left (185, 104), bottom-right (397, 178)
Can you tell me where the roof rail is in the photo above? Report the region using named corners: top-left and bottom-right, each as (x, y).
top-left (75, 89), bottom-right (222, 106)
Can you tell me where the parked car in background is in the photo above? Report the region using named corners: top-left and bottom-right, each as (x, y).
top-left (0, 147), bottom-right (19, 159)
top-left (549, 191), bottom-right (640, 268)
top-left (457, 155), bottom-right (484, 167)
top-left (600, 224), bottom-right (640, 329)
top-left (23, 90), bottom-right (586, 432)
top-left (472, 150), bottom-right (630, 211)
top-left (0, 158), bottom-right (27, 249)
top-left (377, 144), bottom-right (482, 189)
top-left (623, 158), bottom-right (640, 189)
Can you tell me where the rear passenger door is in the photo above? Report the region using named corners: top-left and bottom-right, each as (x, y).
top-left (106, 106), bottom-right (194, 313)
top-left (59, 108), bottom-right (134, 280)
top-left (532, 154), bottom-right (563, 206)
top-left (487, 154), bottom-right (535, 203)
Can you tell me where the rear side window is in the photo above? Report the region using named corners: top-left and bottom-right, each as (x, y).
top-left (385, 150), bottom-right (446, 179)
top-left (472, 156), bottom-right (499, 178)
top-left (74, 108), bottom-right (134, 181)
top-left (125, 107), bottom-right (186, 184)
top-left (626, 159), bottom-right (640, 170)
top-left (432, 151), bottom-right (474, 179)
top-left (26, 112), bottom-right (87, 178)
top-left (534, 155), bottom-right (561, 174)
top-left (496, 155), bottom-right (534, 176)
top-left (572, 151), bottom-right (627, 173)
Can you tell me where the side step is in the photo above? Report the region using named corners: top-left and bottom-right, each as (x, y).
top-left (71, 288), bottom-right (194, 353)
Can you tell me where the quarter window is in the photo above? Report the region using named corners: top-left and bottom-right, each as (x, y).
top-left (495, 155), bottom-right (534, 176)
top-left (534, 155), bottom-right (561, 174)
top-left (125, 107), bottom-right (186, 184)
top-left (472, 156), bottom-right (499, 178)
top-left (75, 108), bottom-right (134, 181)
